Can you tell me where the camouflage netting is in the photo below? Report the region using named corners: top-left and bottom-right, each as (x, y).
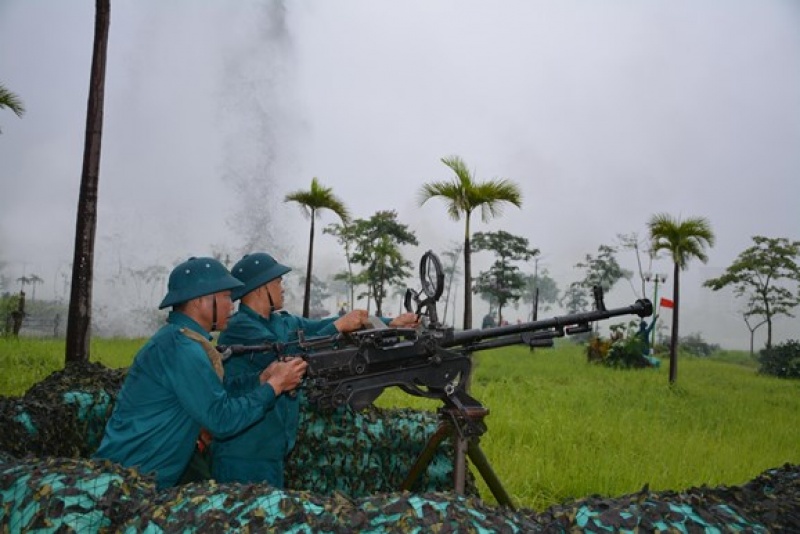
top-left (0, 362), bottom-right (466, 497)
top-left (0, 456), bottom-right (157, 532)
top-left (2, 455), bottom-right (798, 532)
top-left (1, 363), bottom-right (799, 532)
top-left (119, 482), bottom-right (535, 533)
top-left (287, 404), bottom-right (473, 497)
top-left (530, 463), bottom-right (800, 532)
top-left (0, 362), bottom-right (126, 457)
top-left (0, 451), bottom-right (14, 467)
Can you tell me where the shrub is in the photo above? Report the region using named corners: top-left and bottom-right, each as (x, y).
top-left (679, 332), bottom-right (720, 357)
top-left (604, 336), bottom-right (651, 369)
top-left (757, 339), bottom-right (800, 379)
top-left (586, 336), bottom-right (611, 363)
top-left (586, 321), bottom-right (656, 369)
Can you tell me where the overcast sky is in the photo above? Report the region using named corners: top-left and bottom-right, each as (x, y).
top-left (1, 1), bottom-right (798, 347)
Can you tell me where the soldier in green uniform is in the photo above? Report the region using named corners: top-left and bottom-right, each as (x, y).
top-left (93, 256), bottom-right (307, 489)
top-left (213, 252), bottom-right (418, 487)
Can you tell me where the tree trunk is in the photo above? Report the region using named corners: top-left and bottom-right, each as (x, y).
top-left (66, 0), bottom-right (110, 364)
top-left (463, 214), bottom-right (472, 330)
top-left (344, 231), bottom-right (355, 311)
top-left (375, 261), bottom-right (385, 318)
top-left (668, 262), bottom-right (680, 384)
top-left (302, 211), bottom-right (315, 318)
top-left (766, 313), bottom-right (773, 350)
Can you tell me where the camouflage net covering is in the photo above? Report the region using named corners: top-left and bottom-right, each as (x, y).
top-left (0, 456), bottom-right (156, 532)
top-left (0, 362), bottom-right (466, 497)
top-left (119, 483), bottom-right (534, 533)
top-left (1, 362), bottom-right (798, 532)
top-left (287, 402), bottom-right (472, 497)
top-left (0, 362), bottom-right (126, 457)
top-left (530, 463), bottom-right (800, 532)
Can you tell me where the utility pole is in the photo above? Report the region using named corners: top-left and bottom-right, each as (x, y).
top-left (643, 272), bottom-right (667, 350)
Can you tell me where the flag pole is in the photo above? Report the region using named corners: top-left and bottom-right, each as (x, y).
top-left (652, 277), bottom-right (659, 350)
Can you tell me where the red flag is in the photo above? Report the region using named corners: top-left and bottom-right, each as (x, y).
top-left (660, 297), bottom-right (674, 309)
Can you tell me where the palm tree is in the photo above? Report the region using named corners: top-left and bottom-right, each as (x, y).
top-left (27, 274), bottom-right (43, 302)
top-left (16, 275), bottom-right (31, 292)
top-left (0, 83), bottom-right (26, 133)
top-left (285, 177), bottom-right (350, 317)
top-left (648, 213), bottom-right (715, 384)
top-left (418, 156), bottom-right (522, 329)
top-left (66, 0), bottom-right (110, 364)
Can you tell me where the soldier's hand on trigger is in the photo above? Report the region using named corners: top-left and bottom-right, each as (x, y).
top-left (260, 357), bottom-right (308, 396)
top-left (334, 309), bottom-right (369, 333)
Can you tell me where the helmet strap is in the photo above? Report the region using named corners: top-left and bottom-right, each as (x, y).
top-left (211, 295), bottom-right (218, 331)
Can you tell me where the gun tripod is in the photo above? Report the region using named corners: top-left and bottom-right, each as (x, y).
top-left (400, 390), bottom-right (515, 509)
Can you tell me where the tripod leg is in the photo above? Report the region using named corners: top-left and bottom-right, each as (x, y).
top-left (400, 423), bottom-right (450, 491)
top-left (467, 441), bottom-right (515, 509)
top-left (454, 434), bottom-right (468, 494)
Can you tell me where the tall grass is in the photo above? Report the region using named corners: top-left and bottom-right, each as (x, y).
top-left (1, 337), bottom-right (798, 511)
top-left (377, 345), bottom-right (800, 510)
top-left (0, 337), bottom-right (143, 396)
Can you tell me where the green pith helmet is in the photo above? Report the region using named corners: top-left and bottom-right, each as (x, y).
top-left (230, 252), bottom-right (292, 300)
top-left (159, 257), bottom-right (244, 309)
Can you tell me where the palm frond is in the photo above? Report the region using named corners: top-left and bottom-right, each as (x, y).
top-left (0, 83), bottom-right (25, 117)
top-left (648, 213), bottom-right (715, 269)
top-left (284, 177), bottom-right (350, 222)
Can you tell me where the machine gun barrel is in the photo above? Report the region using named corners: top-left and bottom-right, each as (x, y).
top-left (443, 298), bottom-right (653, 352)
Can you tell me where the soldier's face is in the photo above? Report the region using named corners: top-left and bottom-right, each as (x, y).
top-left (201, 291), bottom-right (234, 331)
top-left (265, 277), bottom-right (284, 310)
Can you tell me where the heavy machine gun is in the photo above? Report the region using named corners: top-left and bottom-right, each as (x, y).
top-left (218, 250), bottom-right (652, 507)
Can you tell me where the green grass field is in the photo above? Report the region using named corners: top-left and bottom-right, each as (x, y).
top-left (1, 337), bottom-right (797, 511)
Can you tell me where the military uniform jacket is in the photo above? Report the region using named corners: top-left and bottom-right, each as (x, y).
top-left (212, 305), bottom-right (339, 485)
top-left (93, 311), bottom-right (278, 489)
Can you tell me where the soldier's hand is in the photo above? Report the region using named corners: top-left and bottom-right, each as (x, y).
top-left (389, 312), bottom-right (420, 328)
top-left (258, 364), bottom-right (274, 384)
top-left (334, 309), bottom-right (369, 333)
top-left (263, 357), bottom-right (308, 395)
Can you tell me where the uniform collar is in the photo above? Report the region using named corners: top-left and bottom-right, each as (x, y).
top-left (239, 303), bottom-right (288, 325)
top-left (167, 311), bottom-right (212, 340)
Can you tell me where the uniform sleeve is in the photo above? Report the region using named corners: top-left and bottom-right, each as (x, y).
top-left (220, 314), bottom-right (282, 395)
top-left (223, 371), bottom-right (261, 396)
top-left (292, 314), bottom-right (393, 338)
top-left (293, 316), bottom-right (339, 337)
top-left (220, 317), bottom-right (273, 346)
top-left (162, 335), bottom-right (277, 439)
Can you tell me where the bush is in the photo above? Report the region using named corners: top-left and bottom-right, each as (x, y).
top-left (604, 336), bottom-right (652, 369)
top-left (679, 332), bottom-right (720, 357)
top-left (0, 293), bottom-right (22, 336)
top-left (757, 339), bottom-right (800, 379)
top-left (586, 321), bottom-right (656, 369)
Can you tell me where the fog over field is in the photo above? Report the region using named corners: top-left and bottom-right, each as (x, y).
top-left (1, 1), bottom-right (798, 347)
